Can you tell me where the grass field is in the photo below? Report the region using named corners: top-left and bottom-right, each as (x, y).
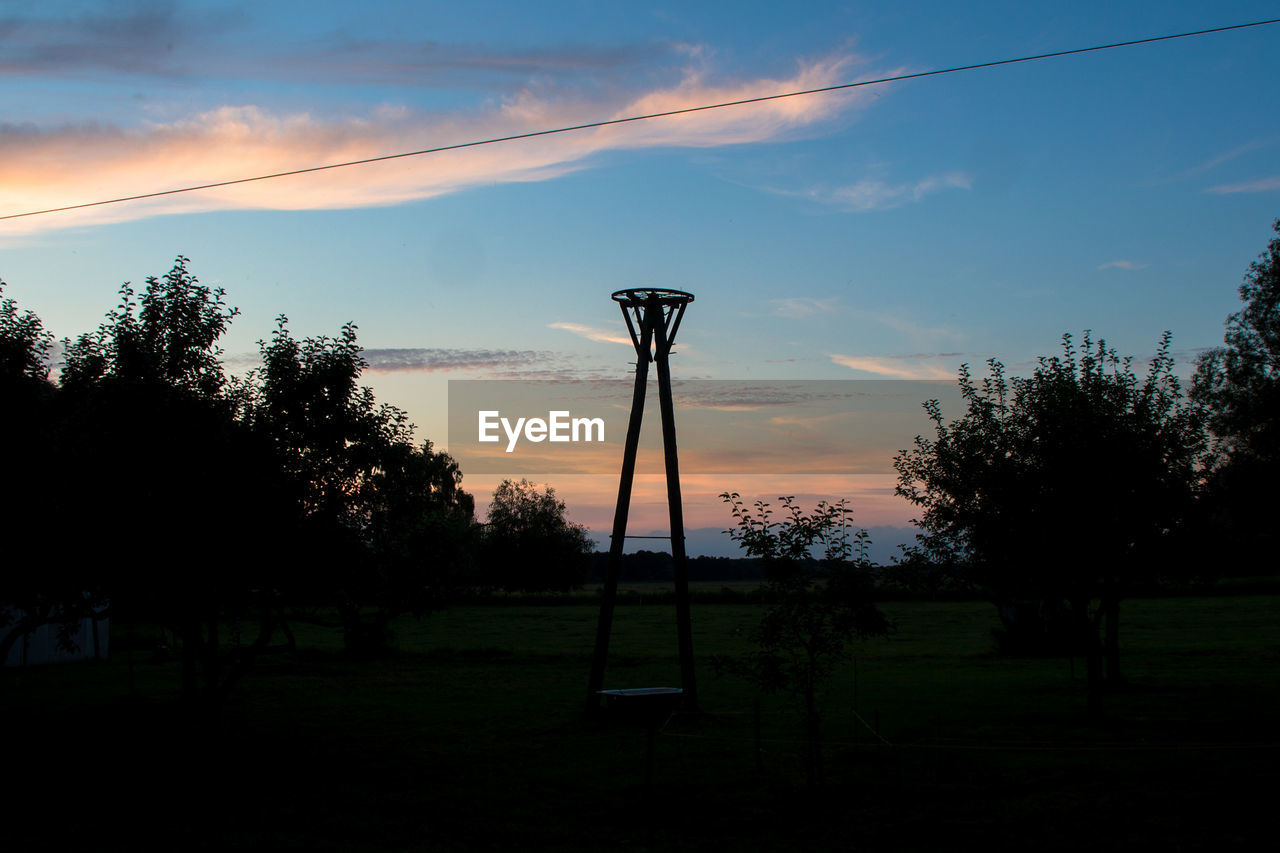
top-left (3, 596), bottom-right (1278, 850)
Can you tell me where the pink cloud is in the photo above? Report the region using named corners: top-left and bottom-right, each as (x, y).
top-left (1, 52), bottom-right (881, 237)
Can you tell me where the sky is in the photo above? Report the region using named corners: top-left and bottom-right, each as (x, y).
top-left (3, 1), bottom-right (1279, 556)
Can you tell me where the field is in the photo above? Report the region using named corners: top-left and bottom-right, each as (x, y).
top-left (3, 595), bottom-right (1278, 850)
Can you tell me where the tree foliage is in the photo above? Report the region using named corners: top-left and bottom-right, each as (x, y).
top-left (1193, 220), bottom-right (1280, 461)
top-left (2, 259), bottom-right (294, 705)
top-left (4, 256), bottom-right (477, 691)
top-left (716, 492), bottom-right (889, 786)
top-left (481, 478), bottom-right (592, 592)
top-left (61, 256), bottom-right (237, 396)
top-left (0, 279), bottom-right (55, 389)
top-left (364, 440), bottom-right (477, 616)
top-left (1, 284), bottom-right (85, 663)
top-left (50, 259), bottom-right (295, 704)
top-left (246, 316), bottom-right (473, 652)
top-left (1192, 220), bottom-right (1280, 565)
top-left (252, 316), bottom-right (413, 527)
top-left (894, 332), bottom-right (1205, 711)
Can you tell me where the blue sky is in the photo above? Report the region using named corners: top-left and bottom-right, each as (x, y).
top-left (3, 1), bottom-right (1279, 547)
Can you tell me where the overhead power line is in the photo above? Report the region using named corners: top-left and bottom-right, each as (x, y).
top-left (4, 17), bottom-right (1278, 223)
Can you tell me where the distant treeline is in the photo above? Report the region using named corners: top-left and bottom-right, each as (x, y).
top-left (587, 550), bottom-right (764, 583)
top-left (584, 550), bottom-right (1280, 599)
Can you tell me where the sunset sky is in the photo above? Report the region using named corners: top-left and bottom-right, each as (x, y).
top-left (4, 1), bottom-right (1279, 555)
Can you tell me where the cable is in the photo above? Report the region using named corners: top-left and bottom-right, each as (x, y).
top-left (4, 17), bottom-right (1277, 223)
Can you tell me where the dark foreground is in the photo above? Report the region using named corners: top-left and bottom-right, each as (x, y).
top-left (3, 596), bottom-right (1277, 850)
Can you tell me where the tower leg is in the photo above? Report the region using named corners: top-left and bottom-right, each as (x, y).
top-left (586, 333), bottom-right (652, 712)
top-left (653, 316), bottom-right (697, 709)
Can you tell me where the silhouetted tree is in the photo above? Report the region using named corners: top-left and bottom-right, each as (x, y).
top-left (894, 333), bottom-right (1204, 714)
top-left (1192, 219), bottom-right (1280, 568)
top-left (715, 493), bottom-right (889, 787)
top-left (61, 256), bottom-right (237, 395)
top-left (50, 258), bottom-right (292, 707)
top-left (0, 280), bottom-right (54, 390)
top-left (248, 316), bottom-right (462, 652)
top-left (365, 439), bottom-right (478, 618)
top-left (481, 478), bottom-right (592, 592)
top-left (883, 538), bottom-right (973, 600)
top-left (7, 258), bottom-right (475, 684)
top-left (253, 316), bottom-right (412, 524)
top-left (0, 282), bottom-right (91, 666)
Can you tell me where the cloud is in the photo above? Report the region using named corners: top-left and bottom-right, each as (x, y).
top-left (268, 38), bottom-right (671, 89)
top-left (770, 296), bottom-right (839, 318)
top-left (780, 171), bottom-right (971, 212)
top-left (1, 51), bottom-right (880, 236)
top-left (675, 382), bottom-right (867, 411)
top-left (767, 412), bottom-right (849, 430)
top-left (1182, 140), bottom-right (1271, 176)
top-left (829, 353), bottom-right (955, 379)
top-left (548, 322), bottom-right (634, 346)
top-left (224, 345), bottom-right (621, 380)
top-left (221, 347), bottom-right (555, 373)
top-left (908, 172), bottom-right (973, 200)
top-left (1097, 260), bottom-right (1149, 271)
top-left (870, 312), bottom-right (965, 347)
top-left (0, 3), bottom-right (213, 77)
top-left (361, 347), bottom-right (553, 373)
top-left (672, 380), bottom-right (940, 412)
top-left (0, 6), bottom-right (672, 85)
top-left (1205, 175), bottom-right (1280, 194)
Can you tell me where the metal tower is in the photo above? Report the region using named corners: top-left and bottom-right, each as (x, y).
top-left (587, 288), bottom-right (697, 713)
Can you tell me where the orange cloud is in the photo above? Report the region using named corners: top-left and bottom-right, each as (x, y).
top-left (1, 53), bottom-right (880, 237)
top-left (829, 354), bottom-right (955, 380)
top-left (547, 322), bottom-right (634, 347)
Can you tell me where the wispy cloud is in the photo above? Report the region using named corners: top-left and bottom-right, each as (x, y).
top-left (778, 171), bottom-right (971, 212)
top-left (1183, 140), bottom-right (1271, 176)
top-left (870, 312), bottom-right (965, 347)
top-left (267, 39), bottom-right (671, 89)
top-left (0, 4), bottom-right (233, 77)
top-left (225, 345), bottom-right (623, 380)
top-left (1146, 137), bottom-right (1274, 186)
top-left (1097, 260), bottom-right (1149, 271)
top-left (548, 322), bottom-right (634, 346)
top-left (770, 296), bottom-right (839, 318)
top-left (1205, 175), bottom-right (1280, 194)
top-left (362, 347), bottom-right (553, 373)
top-left (1, 51), bottom-right (880, 236)
top-left (0, 6), bottom-right (662, 84)
top-left (222, 347), bottom-right (555, 373)
top-left (829, 353), bottom-right (955, 379)
top-left (679, 386), bottom-right (821, 411)
top-left (672, 382), bottom-right (914, 412)
top-left (767, 412), bottom-right (849, 430)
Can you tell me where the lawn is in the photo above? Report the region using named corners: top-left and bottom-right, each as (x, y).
top-left (3, 596), bottom-right (1278, 850)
